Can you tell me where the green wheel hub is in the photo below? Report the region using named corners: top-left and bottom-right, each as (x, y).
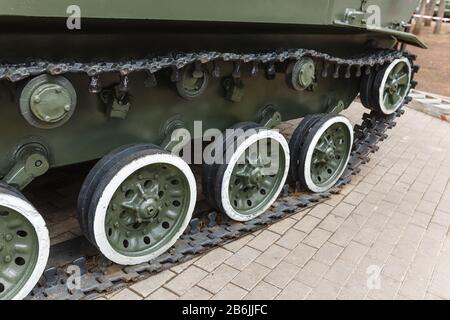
top-left (105, 163), bottom-right (191, 257)
top-left (0, 206), bottom-right (39, 300)
top-left (176, 66), bottom-right (209, 99)
top-left (310, 122), bottom-right (351, 188)
top-left (381, 60), bottom-right (411, 113)
top-left (228, 138), bottom-right (287, 217)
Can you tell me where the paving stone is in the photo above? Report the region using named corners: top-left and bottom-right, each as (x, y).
top-left (276, 229), bottom-right (307, 250)
top-left (353, 182), bottom-right (374, 195)
top-left (293, 215), bottom-right (322, 233)
top-left (428, 274), bottom-right (450, 299)
top-left (264, 261), bottom-right (300, 289)
top-left (343, 192), bottom-right (366, 206)
top-left (384, 190), bottom-right (406, 205)
top-left (363, 191), bottom-right (385, 205)
top-left (367, 276), bottom-right (401, 300)
top-left (365, 212), bottom-right (389, 231)
top-left (340, 214), bottom-right (367, 231)
top-left (247, 230), bottom-right (280, 251)
top-left (342, 271), bottom-right (371, 299)
top-left (276, 280), bottom-right (312, 300)
top-left (198, 264), bottom-right (240, 294)
top-left (410, 181), bottom-right (429, 194)
top-left (306, 278), bottom-right (341, 300)
top-left (131, 270), bottom-right (176, 297)
top-left (337, 283), bottom-right (368, 300)
top-left (224, 246), bottom-right (261, 270)
top-left (382, 255), bottom-right (409, 281)
top-left (423, 191), bottom-right (443, 204)
top-left (244, 281), bottom-right (281, 300)
top-left (339, 241), bottom-right (369, 265)
top-left (410, 211), bottom-right (432, 228)
top-left (295, 259), bottom-right (329, 287)
top-left (313, 242), bottom-right (344, 266)
top-left (319, 214), bottom-right (345, 233)
top-left (353, 202), bottom-right (377, 217)
top-left (381, 173), bottom-right (400, 185)
top-left (372, 181), bottom-right (394, 195)
top-left (171, 257), bottom-right (200, 274)
top-left (302, 228), bottom-right (332, 249)
top-left (145, 287), bottom-right (179, 300)
top-left (165, 265), bottom-right (208, 296)
top-left (109, 288), bottom-right (142, 300)
top-left (416, 200), bottom-right (438, 215)
top-left (329, 226), bottom-right (358, 247)
top-left (268, 218), bottom-right (297, 234)
top-left (323, 259), bottom-right (355, 286)
top-left (255, 244), bottom-right (290, 269)
top-left (223, 234), bottom-right (254, 252)
top-left (231, 262), bottom-right (270, 291)
top-left (212, 283), bottom-right (248, 300)
top-left (179, 286), bottom-right (213, 300)
top-left (308, 204), bottom-right (334, 219)
top-left (398, 273), bottom-right (428, 300)
top-left (367, 240), bottom-right (395, 262)
top-left (194, 247), bottom-right (233, 272)
top-left (324, 194), bottom-right (345, 206)
top-left (431, 210), bottom-right (450, 227)
top-left (374, 200), bottom-right (396, 217)
top-left (363, 173), bottom-right (383, 186)
top-left (284, 243), bottom-right (317, 267)
top-left (332, 203), bottom-right (356, 218)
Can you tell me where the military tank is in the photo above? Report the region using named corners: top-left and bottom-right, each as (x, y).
top-left (0, 0), bottom-right (424, 300)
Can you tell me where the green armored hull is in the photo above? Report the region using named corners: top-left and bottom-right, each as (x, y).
top-left (0, 0), bottom-right (422, 300)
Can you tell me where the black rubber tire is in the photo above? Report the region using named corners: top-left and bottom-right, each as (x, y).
top-left (296, 114), bottom-right (351, 192)
top-left (211, 125), bottom-right (266, 214)
top-left (0, 182), bottom-right (24, 199)
top-left (77, 144), bottom-right (157, 242)
top-left (359, 70), bottom-right (377, 111)
top-left (288, 114), bottom-right (323, 182)
top-left (202, 122), bottom-right (259, 208)
top-left (371, 64), bottom-right (393, 114)
top-left (86, 146), bottom-right (170, 244)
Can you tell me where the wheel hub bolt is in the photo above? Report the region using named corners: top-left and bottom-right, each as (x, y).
top-left (114, 222), bottom-right (120, 228)
top-left (4, 255), bottom-right (11, 263)
top-left (325, 148), bottom-right (335, 160)
top-left (5, 234), bottom-right (13, 242)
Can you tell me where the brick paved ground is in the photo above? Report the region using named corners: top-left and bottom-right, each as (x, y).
top-left (86, 103), bottom-right (450, 300)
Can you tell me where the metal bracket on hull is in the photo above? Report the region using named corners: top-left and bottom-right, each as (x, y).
top-left (159, 116), bottom-right (189, 153)
top-left (100, 85), bottom-right (131, 120)
top-left (259, 105), bottom-right (282, 129)
top-left (3, 143), bottom-right (50, 190)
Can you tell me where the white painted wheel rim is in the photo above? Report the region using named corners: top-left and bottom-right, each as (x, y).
top-left (221, 130), bottom-right (290, 222)
top-left (0, 193), bottom-right (49, 300)
top-left (378, 58), bottom-right (412, 115)
top-left (303, 116), bottom-right (353, 193)
top-left (93, 153), bottom-right (196, 265)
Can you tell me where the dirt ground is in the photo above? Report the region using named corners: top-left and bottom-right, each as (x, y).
top-left (407, 23), bottom-right (450, 97)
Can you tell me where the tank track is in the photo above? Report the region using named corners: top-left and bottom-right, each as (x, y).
top-left (20, 48), bottom-right (418, 300)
